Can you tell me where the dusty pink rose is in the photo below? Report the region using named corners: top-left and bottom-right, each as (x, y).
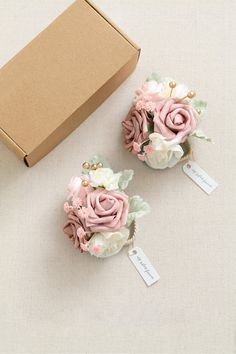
top-left (122, 107), bottom-right (149, 153)
top-left (63, 209), bottom-right (89, 252)
top-left (85, 189), bottom-right (129, 232)
top-left (154, 98), bottom-right (199, 143)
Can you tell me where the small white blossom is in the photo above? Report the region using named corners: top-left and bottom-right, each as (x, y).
top-left (145, 133), bottom-right (184, 169)
top-left (88, 228), bottom-right (130, 258)
top-left (159, 77), bottom-right (189, 99)
top-left (89, 168), bottom-right (121, 191)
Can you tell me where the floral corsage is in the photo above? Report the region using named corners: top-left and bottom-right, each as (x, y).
top-left (63, 156), bottom-right (150, 258)
top-left (122, 73), bottom-right (210, 169)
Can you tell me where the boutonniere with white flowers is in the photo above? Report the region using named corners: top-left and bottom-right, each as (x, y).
top-left (63, 156), bottom-right (150, 258)
top-left (122, 73), bottom-right (211, 169)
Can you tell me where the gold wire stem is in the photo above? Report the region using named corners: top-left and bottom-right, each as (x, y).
top-left (179, 95), bottom-right (188, 101)
top-left (169, 81), bottom-right (176, 97)
top-left (179, 90), bottom-right (196, 101)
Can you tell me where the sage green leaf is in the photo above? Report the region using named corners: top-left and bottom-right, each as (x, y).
top-left (127, 195), bottom-right (150, 226)
top-left (192, 100), bottom-right (207, 117)
top-left (89, 155), bottom-right (111, 168)
top-left (118, 170), bottom-right (134, 190)
top-left (191, 129), bottom-right (212, 142)
top-left (146, 72), bottom-right (162, 83)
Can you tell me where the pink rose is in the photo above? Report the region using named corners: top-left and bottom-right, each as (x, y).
top-left (122, 107), bottom-right (149, 153)
top-left (63, 209), bottom-right (89, 252)
top-left (154, 98), bottom-right (199, 143)
top-left (85, 189), bottom-right (129, 232)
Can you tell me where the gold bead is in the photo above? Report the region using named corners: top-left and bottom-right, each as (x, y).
top-left (187, 90), bottom-right (196, 99)
top-left (91, 163), bottom-right (97, 170)
top-left (82, 180), bottom-right (89, 187)
top-left (82, 162), bottom-right (90, 169)
top-left (97, 162), bottom-right (103, 168)
top-left (169, 81), bottom-right (176, 89)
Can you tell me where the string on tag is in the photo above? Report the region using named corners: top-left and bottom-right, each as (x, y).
top-left (125, 219), bottom-right (137, 254)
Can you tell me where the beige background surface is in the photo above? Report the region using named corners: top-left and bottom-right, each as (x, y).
top-left (0, 1), bottom-right (236, 353)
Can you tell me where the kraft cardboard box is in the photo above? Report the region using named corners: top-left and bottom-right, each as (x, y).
top-left (0, 0), bottom-right (140, 166)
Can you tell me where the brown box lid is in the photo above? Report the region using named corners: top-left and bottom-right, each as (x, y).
top-left (0, 0), bottom-right (140, 166)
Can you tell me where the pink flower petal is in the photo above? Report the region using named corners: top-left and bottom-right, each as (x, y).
top-left (144, 145), bottom-right (154, 154)
top-left (64, 202), bottom-right (70, 213)
top-left (138, 154), bottom-right (147, 161)
top-left (93, 245), bottom-right (102, 254)
top-left (133, 142), bottom-right (141, 152)
top-left (72, 197), bottom-right (82, 208)
top-left (80, 243), bottom-right (88, 252)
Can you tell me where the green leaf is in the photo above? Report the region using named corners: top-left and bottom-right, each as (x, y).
top-left (147, 112), bottom-right (154, 119)
top-left (141, 139), bottom-right (150, 153)
top-left (118, 170), bottom-right (134, 190)
top-left (147, 123), bottom-right (154, 134)
top-left (127, 195), bottom-right (150, 226)
top-left (192, 100), bottom-right (207, 117)
top-left (146, 72), bottom-right (161, 83)
top-left (89, 155), bottom-right (111, 168)
top-left (191, 129), bottom-right (212, 142)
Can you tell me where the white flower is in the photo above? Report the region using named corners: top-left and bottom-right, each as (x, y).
top-left (143, 80), bottom-right (162, 94)
top-left (88, 228), bottom-right (130, 258)
top-left (66, 176), bottom-right (82, 200)
top-left (134, 80), bottom-right (162, 104)
top-left (145, 133), bottom-right (184, 169)
top-left (159, 77), bottom-right (189, 99)
top-left (89, 168), bottom-right (121, 191)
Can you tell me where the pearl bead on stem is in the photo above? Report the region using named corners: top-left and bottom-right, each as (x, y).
top-left (82, 162), bottom-right (90, 169)
top-left (169, 81), bottom-right (177, 97)
top-left (82, 180), bottom-right (89, 187)
top-left (169, 81), bottom-right (176, 89)
top-left (187, 90), bottom-right (196, 99)
top-left (91, 163), bottom-right (97, 170)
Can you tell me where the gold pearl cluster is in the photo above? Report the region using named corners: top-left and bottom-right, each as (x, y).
top-left (81, 161), bottom-right (103, 187)
top-left (82, 161), bottom-right (103, 170)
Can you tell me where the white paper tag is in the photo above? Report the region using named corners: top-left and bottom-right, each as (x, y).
top-left (128, 247), bottom-right (160, 286)
top-left (183, 160), bottom-right (218, 195)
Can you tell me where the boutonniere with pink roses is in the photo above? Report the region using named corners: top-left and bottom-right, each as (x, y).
top-left (122, 73), bottom-right (211, 169)
top-left (63, 156), bottom-right (150, 258)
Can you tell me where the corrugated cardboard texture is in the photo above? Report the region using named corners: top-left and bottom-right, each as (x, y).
top-left (0, 0), bottom-right (139, 166)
